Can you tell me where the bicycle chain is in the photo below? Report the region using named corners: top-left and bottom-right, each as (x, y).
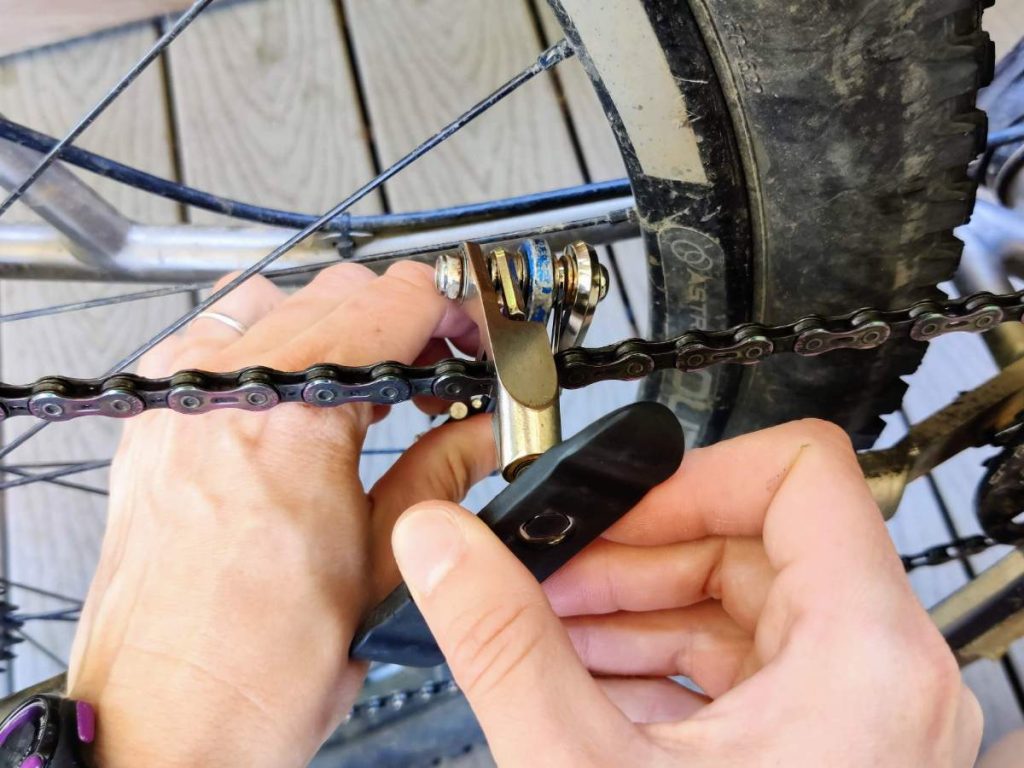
top-left (7, 288), bottom-right (1023, 581)
top-left (346, 678), bottom-right (459, 723)
top-left (0, 289), bottom-right (1018, 423)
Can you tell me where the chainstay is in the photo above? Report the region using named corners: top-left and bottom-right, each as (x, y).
top-left (2, 289), bottom-right (1021, 422)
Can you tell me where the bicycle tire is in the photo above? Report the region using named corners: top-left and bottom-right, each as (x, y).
top-left (555, 0), bottom-right (993, 448)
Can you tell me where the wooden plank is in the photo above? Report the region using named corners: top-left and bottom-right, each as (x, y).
top-left (534, 0), bottom-right (626, 183)
top-left (988, 3), bottom-right (1023, 62)
top-left (342, 0), bottom-right (582, 210)
top-left (881, 417), bottom-right (1024, 751)
top-left (0, 26), bottom-right (188, 688)
top-left (167, 0), bottom-right (381, 221)
top-left (0, 0), bottom-right (193, 59)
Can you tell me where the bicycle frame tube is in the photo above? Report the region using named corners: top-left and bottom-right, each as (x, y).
top-left (0, 201), bottom-right (639, 282)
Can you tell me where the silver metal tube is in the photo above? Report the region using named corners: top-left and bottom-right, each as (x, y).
top-left (0, 133), bottom-right (130, 269)
top-left (0, 199), bottom-right (639, 283)
top-left (495, 384), bottom-right (562, 480)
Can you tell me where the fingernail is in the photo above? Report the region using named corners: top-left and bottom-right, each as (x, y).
top-left (393, 507), bottom-right (465, 596)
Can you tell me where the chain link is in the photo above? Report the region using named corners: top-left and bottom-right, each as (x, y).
top-left (900, 535), bottom-right (1006, 572)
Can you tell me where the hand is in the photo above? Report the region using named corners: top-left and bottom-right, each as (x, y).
top-left (393, 419), bottom-right (983, 767)
top-left (67, 261), bottom-right (495, 768)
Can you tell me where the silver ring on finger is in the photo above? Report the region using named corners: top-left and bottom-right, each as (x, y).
top-left (192, 311), bottom-right (248, 336)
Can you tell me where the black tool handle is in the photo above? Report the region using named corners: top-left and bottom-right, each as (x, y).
top-left (350, 401), bottom-right (685, 667)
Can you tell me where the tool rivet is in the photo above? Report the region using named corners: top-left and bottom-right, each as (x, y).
top-left (517, 510), bottom-right (575, 547)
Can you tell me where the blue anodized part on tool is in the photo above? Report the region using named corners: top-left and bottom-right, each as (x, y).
top-left (519, 238), bottom-right (555, 325)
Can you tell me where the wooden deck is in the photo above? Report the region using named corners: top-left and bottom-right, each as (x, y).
top-left (0, 1), bottom-right (1021, 763)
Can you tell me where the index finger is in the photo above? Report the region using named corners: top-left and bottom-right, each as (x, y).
top-left (607, 419), bottom-right (909, 605)
top-left (218, 260), bottom-right (477, 371)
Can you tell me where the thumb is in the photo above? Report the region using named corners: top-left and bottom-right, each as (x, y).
top-left (392, 501), bottom-right (635, 766)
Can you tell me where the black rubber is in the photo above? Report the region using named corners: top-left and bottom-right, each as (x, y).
top-left (697, 0), bottom-right (992, 447)
top-left (563, 0), bottom-right (993, 448)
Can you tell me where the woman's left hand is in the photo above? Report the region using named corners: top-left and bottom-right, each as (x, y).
top-left (67, 261), bottom-right (495, 768)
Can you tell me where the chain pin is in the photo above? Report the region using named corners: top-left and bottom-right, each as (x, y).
top-left (42, 402), bottom-right (64, 418)
top-left (246, 391), bottom-right (269, 407)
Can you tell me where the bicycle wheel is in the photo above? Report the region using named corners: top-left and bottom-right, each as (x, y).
top-left (553, 0), bottom-right (992, 448)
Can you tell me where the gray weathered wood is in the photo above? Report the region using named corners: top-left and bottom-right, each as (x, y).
top-left (988, 3), bottom-right (1023, 61)
top-left (0, 0), bottom-right (193, 59)
top-left (534, 0), bottom-right (650, 337)
top-left (167, 0), bottom-right (382, 221)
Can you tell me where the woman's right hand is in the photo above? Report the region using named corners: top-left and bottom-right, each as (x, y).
top-left (390, 418), bottom-right (983, 766)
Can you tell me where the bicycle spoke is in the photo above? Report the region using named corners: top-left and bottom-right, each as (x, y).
top-left (11, 608), bottom-right (81, 623)
top-left (0, 0), bottom-right (216, 220)
top-left (0, 283), bottom-right (208, 324)
top-left (13, 629), bottom-right (66, 669)
top-left (102, 39), bottom-right (574, 375)
top-left (0, 461), bottom-right (98, 469)
top-left (0, 467), bottom-right (107, 497)
top-left (0, 40), bottom-right (572, 461)
top-left (1, 579), bottom-right (81, 606)
top-left (0, 260), bottom-right (345, 324)
top-left (0, 447), bottom-right (399, 491)
top-left (0, 460), bottom-right (110, 492)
